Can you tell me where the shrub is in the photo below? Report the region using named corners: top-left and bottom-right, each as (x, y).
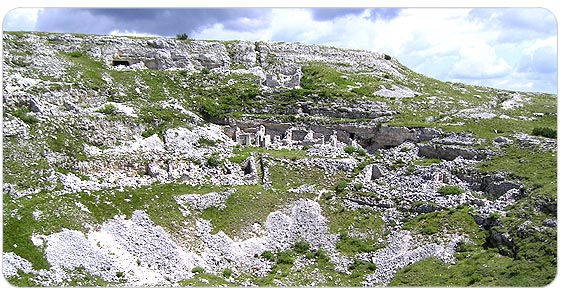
top-left (294, 241), bottom-right (310, 254)
top-left (489, 212), bottom-right (501, 222)
top-left (198, 137), bottom-right (218, 147)
top-left (353, 183), bottom-right (363, 191)
top-left (334, 179), bottom-right (348, 193)
top-left (383, 54), bottom-right (392, 60)
top-left (532, 127), bottom-right (556, 138)
top-left (222, 268), bottom-right (232, 278)
top-left (390, 159), bottom-right (406, 170)
top-left (176, 33), bottom-right (189, 40)
top-left (344, 145), bottom-right (356, 154)
top-left (96, 103), bottom-right (118, 115)
top-left (344, 145), bottom-right (367, 156)
top-left (11, 107), bottom-right (38, 124)
top-left (277, 251), bottom-right (295, 265)
top-left (437, 185), bottom-right (464, 196)
top-left (191, 266), bottom-right (205, 274)
top-left (206, 153), bottom-right (223, 167)
top-left (200, 67), bottom-right (211, 75)
top-left (261, 250), bottom-right (275, 261)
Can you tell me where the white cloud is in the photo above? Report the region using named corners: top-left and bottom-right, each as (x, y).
top-left (451, 44), bottom-right (512, 79)
top-left (109, 30), bottom-right (160, 38)
top-left (3, 8), bottom-right (40, 31)
top-left (192, 23), bottom-right (271, 41)
top-left (191, 7), bottom-right (556, 93)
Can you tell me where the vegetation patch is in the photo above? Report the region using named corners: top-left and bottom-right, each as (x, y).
top-left (437, 185), bottom-right (464, 196)
top-left (532, 126), bottom-right (556, 138)
top-left (96, 103), bottom-right (118, 115)
top-left (402, 206), bottom-right (484, 239)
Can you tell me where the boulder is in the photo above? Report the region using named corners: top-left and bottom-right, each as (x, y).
top-left (543, 218), bottom-right (557, 227)
top-left (412, 203), bottom-right (439, 214)
top-left (29, 97), bottom-right (43, 113)
top-left (483, 180), bottom-right (523, 199)
top-left (146, 161), bottom-right (168, 180)
top-left (371, 164), bottom-right (385, 180)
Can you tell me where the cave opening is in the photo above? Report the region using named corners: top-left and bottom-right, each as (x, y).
top-left (112, 60), bottom-right (130, 66)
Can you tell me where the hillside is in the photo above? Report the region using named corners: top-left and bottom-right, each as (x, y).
top-left (2, 31), bottom-right (557, 287)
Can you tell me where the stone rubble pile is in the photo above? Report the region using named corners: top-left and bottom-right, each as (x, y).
top-left (362, 231), bottom-right (462, 286)
top-left (4, 199), bottom-right (340, 286)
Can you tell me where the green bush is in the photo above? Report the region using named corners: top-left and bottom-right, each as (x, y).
top-left (222, 268), bottom-right (232, 278)
top-left (532, 127), bottom-right (556, 138)
top-left (344, 145), bottom-right (356, 154)
top-left (191, 266), bottom-right (205, 274)
top-left (261, 250), bottom-right (275, 261)
top-left (198, 137), bottom-right (219, 147)
top-left (353, 183), bottom-right (364, 191)
top-left (277, 251), bottom-right (295, 265)
top-left (294, 241), bottom-right (310, 254)
top-left (344, 145), bottom-right (366, 156)
top-left (96, 103), bottom-right (118, 115)
top-left (206, 153), bottom-right (223, 167)
top-left (176, 33), bottom-right (189, 40)
top-left (437, 185), bottom-right (464, 196)
top-left (334, 179), bottom-right (348, 193)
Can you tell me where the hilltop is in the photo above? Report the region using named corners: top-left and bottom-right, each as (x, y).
top-left (2, 31), bottom-right (557, 287)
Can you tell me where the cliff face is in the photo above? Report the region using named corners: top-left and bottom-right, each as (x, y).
top-left (2, 32), bottom-right (557, 287)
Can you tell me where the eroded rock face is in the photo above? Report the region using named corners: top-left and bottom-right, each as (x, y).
top-left (417, 144), bottom-right (489, 161)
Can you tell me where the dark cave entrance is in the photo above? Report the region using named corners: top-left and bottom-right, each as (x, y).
top-left (112, 60), bottom-right (130, 66)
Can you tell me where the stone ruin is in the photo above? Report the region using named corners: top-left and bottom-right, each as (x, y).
top-left (232, 124), bottom-right (354, 149)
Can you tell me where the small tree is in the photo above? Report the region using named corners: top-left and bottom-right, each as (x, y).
top-left (176, 33), bottom-right (189, 40)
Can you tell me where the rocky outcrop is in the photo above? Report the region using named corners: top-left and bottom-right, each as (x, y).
top-left (417, 144), bottom-right (489, 161)
top-left (454, 170), bottom-right (524, 199)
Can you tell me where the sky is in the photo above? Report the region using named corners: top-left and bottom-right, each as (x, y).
top-left (2, 7), bottom-right (558, 94)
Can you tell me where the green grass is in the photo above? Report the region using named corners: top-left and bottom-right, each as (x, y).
top-left (323, 206), bottom-right (385, 255)
top-left (200, 185), bottom-right (315, 238)
top-left (402, 206), bottom-right (484, 239)
top-left (476, 146), bottom-right (556, 200)
top-left (413, 158), bottom-right (441, 166)
top-left (2, 182), bottom-right (221, 273)
top-left (198, 137), bottom-right (219, 147)
top-left (179, 272), bottom-right (233, 287)
top-left (390, 243), bottom-right (555, 287)
top-left (437, 185), bottom-right (464, 196)
top-left (206, 152), bottom-right (223, 167)
top-left (138, 105), bottom-right (193, 138)
top-left (7, 107), bottom-right (39, 124)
